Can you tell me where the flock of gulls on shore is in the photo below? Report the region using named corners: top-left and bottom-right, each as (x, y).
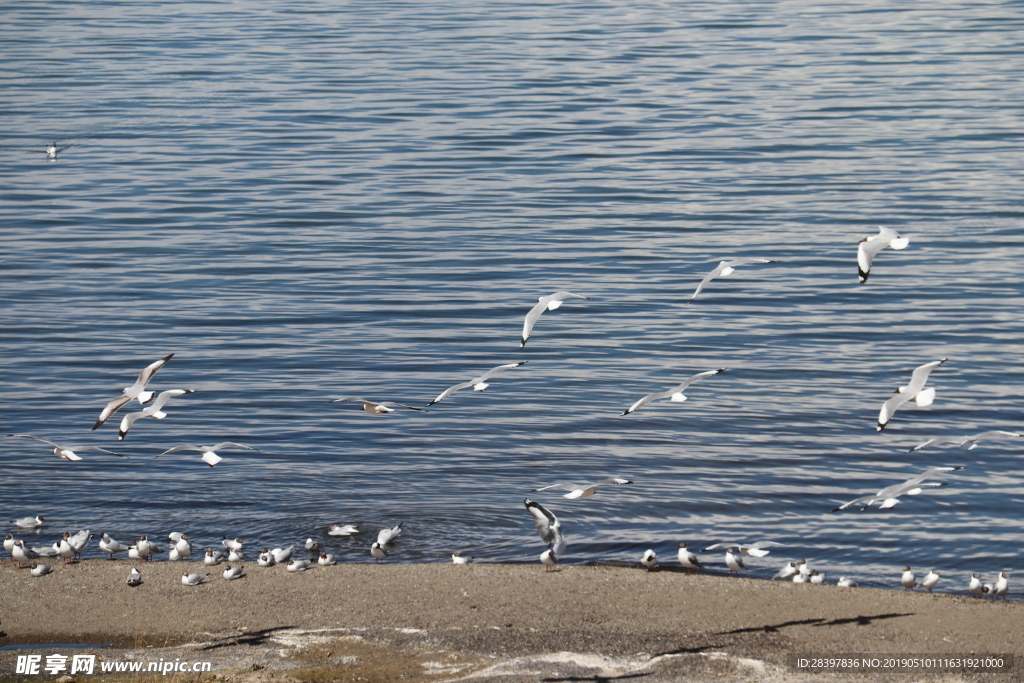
top-left (4, 226), bottom-right (1019, 599)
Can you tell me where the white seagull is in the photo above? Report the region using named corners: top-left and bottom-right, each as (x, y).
top-left (832, 466), bottom-right (964, 511)
top-left (524, 498), bottom-right (566, 554)
top-left (540, 548), bottom-right (558, 572)
top-left (154, 442), bottom-right (257, 467)
top-left (118, 389), bottom-right (196, 441)
top-left (640, 549), bottom-right (657, 572)
top-left (328, 398), bottom-right (424, 414)
top-left (622, 369), bottom-right (726, 416)
top-left (99, 533), bottom-right (129, 559)
top-left (877, 359), bottom-right (947, 432)
top-left (427, 361), bottom-right (528, 406)
top-left (920, 569), bottom-right (940, 593)
top-left (901, 567), bottom-right (917, 590)
top-left (994, 572), bottom-right (1009, 599)
top-left (204, 548), bottom-right (225, 566)
top-left (127, 567), bottom-right (143, 586)
top-left (13, 514), bottom-right (46, 529)
top-left (908, 431), bottom-right (1022, 453)
top-left (181, 573), bottom-right (208, 586)
top-left (857, 226), bottom-right (909, 284)
top-left (318, 552), bottom-right (336, 566)
top-left (258, 548), bottom-right (275, 567)
top-left (370, 542), bottom-right (387, 562)
top-left (228, 548), bottom-right (245, 562)
top-left (287, 559), bottom-right (311, 572)
top-left (222, 538), bottom-right (243, 552)
top-left (271, 545), bottom-right (294, 563)
top-left (12, 541), bottom-right (37, 567)
top-left (772, 562), bottom-right (799, 581)
top-left (7, 434), bottom-right (126, 461)
top-left (686, 258), bottom-right (777, 303)
top-left (31, 563), bottom-right (52, 576)
top-left (46, 142), bottom-right (59, 158)
top-left (223, 565), bottom-right (244, 580)
top-left (809, 571), bottom-right (826, 585)
top-left (377, 523), bottom-right (403, 546)
top-left (969, 573), bottom-right (985, 597)
top-left (451, 551), bottom-right (472, 564)
top-left (724, 548), bottom-right (745, 576)
top-left (704, 541), bottom-right (785, 558)
top-left (31, 543), bottom-right (61, 558)
top-left (328, 524), bottom-right (358, 536)
top-left (837, 577), bottom-right (858, 588)
top-left (530, 478), bottom-right (633, 499)
top-left (677, 543), bottom-right (702, 574)
top-left (521, 291), bottom-right (591, 348)
top-left (93, 353), bottom-right (175, 430)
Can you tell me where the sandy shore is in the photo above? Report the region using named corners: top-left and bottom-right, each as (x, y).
top-left (2, 560), bottom-right (1021, 682)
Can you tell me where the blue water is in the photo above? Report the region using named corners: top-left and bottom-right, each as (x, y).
top-left (2, 1), bottom-right (1023, 595)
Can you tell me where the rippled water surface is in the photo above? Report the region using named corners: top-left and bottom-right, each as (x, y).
top-left (2, 0), bottom-right (1023, 593)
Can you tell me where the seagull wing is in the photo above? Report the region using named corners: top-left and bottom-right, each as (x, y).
top-left (687, 263), bottom-right (726, 303)
top-left (622, 391), bottom-right (662, 415)
top-left (427, 380), bottom-right (476, 405)
top-left (908, 436), bottom-right (960, 452)
top-left (80, 446), bottom-right (129, 458)
top-left (524, 498), bottom-right (559, 546)
top-left (7, 434), bottom-right (60, 448)
top-left (878, 393), bottom-right (912, 431)
top-left (521, 298), bottom-right (550, 347)
top-left (670, 368), bottom-right (727, 393)
top-left (593, 477), bottom-right (633, 486)
top-left (377, 523), bottom-right (403, 545)
top-left (906, 359), bottom-right (946, 394)
top-left (530, 483), bottom-right (582, 493)
top-left (93, 395), bottom-right (133, 430)
top-left (208, 442), bottom-right (258, 451)
top-left (378, 402), bottom-right (425, 412)
top-left (131, 353), bottom-right (174, 393)
top-left (153, 445), bottom-right (202, 460)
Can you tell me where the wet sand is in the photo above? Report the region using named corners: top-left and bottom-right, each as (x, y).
top-left (1, 560), bottom-right (1020, 681)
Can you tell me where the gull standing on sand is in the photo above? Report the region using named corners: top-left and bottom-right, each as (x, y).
top-left (12, 541), bottom-right (36, 567)
top-left (127, 567), bottom-right (143, 586)
top-left (686, 258), bottom-right (777, 303)
top-left (857, 226), bottom-right (909, 284)
top-left (328, 398), bottom-right (425, 414)
top-left (155, 442), bottom-right (257, 467)
top-left (118, 389), bottom-right (196, 441)
top-left (832, 466), bottom-right (964, 511)
top-left (7, 434), bottom-right (126, 461)
top-left (877, 359), bottom-right (947, 432)
top-left (520, 291), bottom-right (591, 348)
top-left (902, 567), bottom-right (917, 590)
top-left (994, 572), bottom-right (1009, 599)
top-left (4, 534), bottom-right (15, 560)
top-left (93, 353), bottom-right (175, 430)
top-left (451, 551), bottom-right (472, 564)
top-left (969, 573), bottom-right (985, 597)
top-left (174, 534), bottom-right (192, 560)
top-left (621, 369), bottom-right (726, 416)
top-left (641, 549), bottom-right (657, 571)
top-left (181, 573), bottom-right (207, 585)
top-left (530, 478), bottom-right (633, 499)
top-left (705, 541), bottom-right (786, 558)
top-left (677, 543), bottom-right (702, 574)
top-left (136, 536), bottom-right (158, 561)
top-left (724, 548), bottom-right (745, 576)
top-left (228, 548), bottom-right (245, 562)
top-left (223, 566), bottom-right (244, 580)
top-left (69, 530), bottom-right (90, 559)
top-left (99, 533), bottom-right (129, 559)
top-left (524, 499), bottom-right (566, 554)
top-left (13, 515), bottom-right (46, 529)
top-left (908, 431), bottom-right (1022, 453)
top-left (920, 569), bottom-right (940, 593)
top-left (540, 549), bottom-right (558, 572)
top-left (370, 542), bottom-right (387, 562)
top-left (427, 362), bottom-right (528, 406)
top-left (328, 524), bottom-right (358, 536)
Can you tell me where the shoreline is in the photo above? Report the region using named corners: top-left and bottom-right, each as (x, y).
top-left (3, 561), bottom-right (1021, 681)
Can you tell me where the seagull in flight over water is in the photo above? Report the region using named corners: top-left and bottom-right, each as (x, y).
top-left (118, 389), bottom-right (195, 440)
top-left (908, 430), bottom-right (1021, 453)
top-left (857, 226), bottom-right (909, 283)
top-left (686, 258), bottom-right (777, 303)
top-left (521, 291), bottom-right (591, 348)
top-left (524, 498), bottom-right (566, 553)
top-left (530, 478), bottom-right (633, 499)
top-left (426, 362), bottom-right (528, 406)
top-left (93, 353), bottom-right (175, 430)
top-left (877, 359), bottom-right (946, 431)
top-left (621, 369), bottom-right (726, 415)
top-left (154, 442), bottom-right (258, 467)
top-left (7, 434), bottom-right (127, 461)
top-left (328, 397), bottom-right (424, 414)
top-left (831, 466), bottom-right (964, 511)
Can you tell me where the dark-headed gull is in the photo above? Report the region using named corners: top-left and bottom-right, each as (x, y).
top-left (831, 466), bottom-right (964, 511)
top-left (371, 542), bottom-right (387, 562)
top-left (118, 389), bottom-right (196, 440)
top-left (969, 573), bottom-right (985, 597)
top-left (677, 543), bottom-right (702, 574)
top-left (920, 569), bottom-right (940, 592)
top-left (30, 563), bottom-right (52, 576)
top-left (127, 567), bottom-right (143, 586)
top-left (93, 353), bottom-right (174, 430)
top-left (857, 226), bottom-right (909, 283)
top-left (521, 291), bottom-right (591, 347)
top-left (530, 478), bottom-right (632, 499)
top-left (181, 572), bottom-right (208, 585)
top-left (724, 548), bottom-right (745, 576)
top-left (13, 514), bottom-right (46, 529)
top-left (329, 397), bottom-right (425, 414)
top-left (540, 548), bottom-right (558, 572)
top-left (223, 566), bottom-right (244, 580)
top-left (154, 442), bottom-right (257, 467)
top-left (994, 572), bottom-right (1009, 599)
top-left (319, 552), bottom-right (336, 566)
top-left (686, 258), bottom-right (777, 303)
top-left (877, 359), bottom-right (947, 431)
top-left (621, 369), bottom-right (726, 415)
top-left (427, 362), bottom-right (528, 406)
top-left (641, 549), bottom-right (657, 571)
top-left (524, 498), bottom-right (566, 554)
top-left (908, 430), bottom-right (1021, 452)
top-left (902, 567), bottom-right (917, 590)
top-left (8, 434), bottom-right (126, 461)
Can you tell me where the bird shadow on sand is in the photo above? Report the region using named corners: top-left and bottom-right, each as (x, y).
top-left (716, 612), bottom-right (913, 635)
top-left (194, 626), bottom-right (297, 651)
top-left (542, 673), bottom-right (652, 682)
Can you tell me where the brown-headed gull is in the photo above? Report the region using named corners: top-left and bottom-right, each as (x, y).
top-left (686, 258), bottom-right (777, 303)
top-left (524, 498), bottom-right (566, 554)
top-left (877, 359), bottom-right (947, 431)
top-left (371, 542), bottom-right (387, 561)
top-left (920, 569), bottom-right (940, 592)
top-left (7, 434), bottom-right (126, 461)
top-left (530, 478), bottom-right (632, 499)
top-left (908, 430), bottom-right (1021, 452)
top-left (621, 369), bottom-right (726, 415)
top-left (969, 573), bottom-right (985, 597)
top-left (832, 466), bottom-right (964, 511)
top-left (154, 442), bottom-right (257, 467)
top-left (451, 551), bottom-right (472, 564)
top-left (540, 548), bottom-right (558, 572)
top-left (328, 397), bottom-right (425, 414)
top-left (724, 548), bottom-right (745, 576)
top-left (427, 361), bottom-right (528, 406)
top-left (223, 565), bottom-right (244, 580)
top-left (93, 353), bottom-right (174, 430)
top-left (677, 543), bottom-right (702, 574)
top-left (521, 291), bottom-right (591, 347)
top-left (318, 552), bottom-right (336, 565)
top-left (30, 563), bottom-right (52, 576)
top-left (181, 572), bottom-right (207, 585)
top-left (118, 389), bottom-right (196, 440)
top-left (857, 226), bottom-right (909, 283)
top-left (994, 572), bottom-right (1009, 599)
top-left (13, 514), bottom-right (46, 529)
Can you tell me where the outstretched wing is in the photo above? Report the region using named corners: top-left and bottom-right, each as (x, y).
top-left (93, 394), bottom-right (132, 430)
top-left (7, 434), bottom-right (59, 448)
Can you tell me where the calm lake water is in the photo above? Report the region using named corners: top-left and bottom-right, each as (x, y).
top-left (2, 0), bottom-right (1023, 594)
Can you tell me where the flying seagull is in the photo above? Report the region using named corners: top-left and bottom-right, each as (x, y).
top-left (328, 397), bottom-right (424, 414)
top-left (831, 466), bottom-right (964, 511)
top-left (118, 389), bottom-right (195, 440)
top-left (521, 291), bottom-right (591, 347)
top-left (93, 353), bottom-right (174, 430)
top-left (704, 541), bottom-right (786, 558)
top-left (427, 361), bottom-right (528, 406)
top-left (877, 359), bottom-right (947, 431)
top-left (154, 442), bottom-right (258, 467)
top-left (857, 226), bottom-right (909, 283)
top-left (621, 369), bottom-right (726, 415)
top-left (7, 434), bottom-right (127, 461)
top-left (530, 478), bottom-right (633, 499)
top-left (686, 258), bottom-right (777, 303)
top-left (524, 498), bottom-right (566, 553)
top-left (908, 431), bottom-right (1021, 453)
